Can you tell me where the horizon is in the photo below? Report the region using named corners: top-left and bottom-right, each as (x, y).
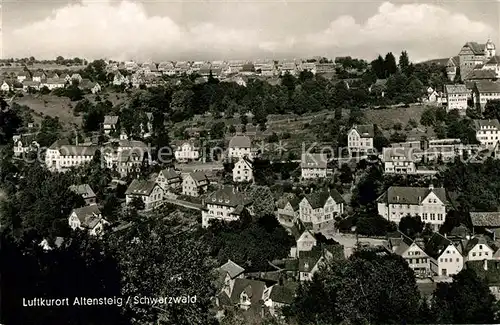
top-left (1, 0), bottom-right (499, 62)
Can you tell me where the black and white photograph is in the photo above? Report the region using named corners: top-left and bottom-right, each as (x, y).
top-left (1, 0), bottom-right (500, 324)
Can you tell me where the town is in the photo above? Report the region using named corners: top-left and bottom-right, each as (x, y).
top-left (2, 38), bottom-right (500, 325)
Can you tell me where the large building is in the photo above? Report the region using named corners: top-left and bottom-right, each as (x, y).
top-left (298, 189), bottom-right (345, 231)
top-left (228, 135), bottom-right (252, 159)
top-left (347, 124), bottom-right (375, 154)
top-left (45, 141), bottom-right (98, 172)
top-left (444, 84), bottom-right (469, 114)
top-left (201, 186), bottom-right (253, 227)
top-left (300, 153), bottom-right (328, 179)
top-left (377, 185), bottom-right (447, 230)
top-left (458, 39), bottom-right (496, 81)
top-left (472, 80), bottom-right (500, 111)
top-left (473, 119), bottom-right (500, 148)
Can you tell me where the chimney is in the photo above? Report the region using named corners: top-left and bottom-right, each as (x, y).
top-left (429, 183), bottom-right (434, 190)
top-left (484, 259), bottom-right (488, 271)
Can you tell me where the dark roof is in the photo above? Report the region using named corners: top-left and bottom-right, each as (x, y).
top-left (417, 281), bottom-right (437, 298)
top-left (159, 168), bottom-right (181, 181)
top-left (378, 186), bottom-right (447, 205)
top-left (69, 184), bottom-right (96, 199)
top-left (463, 236), bottom-right (490, 255)
top-left (103, 115), bottom-right (119, 125)
top-left (350, 124), bottom-right (375, 138)
top-left (276, 193), bottom-right (300, 210)
top-left (71, 205), bottom-right (102, 229)
top-left (464, 42), bottom-right (486, 55)
top-left (473, 119), bottom-right (500, 130)
top-left (301, 153), bottom-right (327, 169)
top-left (229, 278), bottom-right (266, 305)
top-left (58, 145), bottom-right (98, 157)
top-left (485, 56), bottom-right (500, 65)
top-left (445, 84), bottom-right (468, 94)
top-left (229, 135), bottom-right (251, 148)
top-left (470, 212), bottom-right (500, 227)
top-left (125, 179), bottom-right (158, 196)
top-left (474, 80), bottom-right (500, 93)
top-left (219, 259), bottom-right (245, 279)
top-left (304, 189), bottom-right (345, 209)
top-left (205, 186), bottom-right (253, 208)
top-left (424, 232), bottom-right (452, 259)
top-left (298, 247), bottom-right (324, 272)
top-left (189, 171), bottom-right (208, 184)
top-left (466, 69), bottom-right (497, 80)
top-left (49, 139), bottom-right (70, 149)
top-left (269, 283), bottom-right (298, 304)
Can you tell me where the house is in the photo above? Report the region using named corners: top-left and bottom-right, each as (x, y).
top-left (114, 149), bottom-right (145, 177)
top-left (233, 157), bottom-right (253, 182)
top-left (69, 184), bottom-right (97, 205)
top-left (299, 246), bottom-right (334, 281)
top-left (369, 79), bottom-right (387, 96)
top-left (264, 282), bottom-right (298, 317)
top-left (377, 184), bottom-right (447, 230)
top-left (444, 84), bottom-right (469, 114)
top-left (158, 61), bottom-right (176, 75)
top-left (298, 189), bottom-right (345, 231)
top-left (16, 71), bottom-right (29, 83)
top-left (125, 179), bottom-right (163, 211)
top-left (276, 194), bottom-right (300, 226)
top-left (22, 80), bottom-right (41, 92)
top-left (470, 211), bottom-right (500, 240)
top-left (45, 141), bottom-right (98, 172)
top-left (155, 168), bottom-right (182, 191)
top-left (62, 74), bottom-right (71, 82)
top-left (458, 39), bottom-right (496, 81)
top-left (201, 185), bottom-right (253, 227)
top-left (424, 232), bottom-right (464, 276)
top-left (41, 78), bottom-right (66, 90)
top-left (78, 78), bottom-right (94, 90)
top-left (226, 278), bottom-right (271, 311)
top-left (280, 62), bottom-right (298, 76)
top-left (466, 259), bottom-right (500, 300)
top-left (301, 153), bottom-right (328, 179)
top-left (174, 141), bottom-right (200, 162)
top-left (216, 259), bottom-right (246, 302)
top-left (91, 82), bottom-right (102, 94)
top-left (473, 80), bottom-right (500, 111)
top-left (483, 55), bottom-right (500, 78)
top-left (12, 134), bottom-right (39, 157)
top-left (68, 205), bottom-right (108, 236)
top-left (32, 71), bottom-right (47, 82)
top-left (462, 236), bottom-right (494, 262)
top-left (71, 73), bottom-right (82, 82)
top-left (112, 72), bottom-right (128, 86)
top-left (228, 135), bottom-right (252, 159)
top-left (473, 119), bottom-right (500, 148)
top-left (0, 80), bottom-right (12, 92)
top-left (289, 226), bottom-right (317, 258)
top-left (389, 234), bottom-right (431, 277)
top-left (382, 147), bottom-right (420, 174)
top-left (103, 115), bottom-right (119, 135)
top-left (347, 124), bottom-right (375, 154)
top-left (182, 171), bottom-right (209, 197)
top-left (464, 69), bottom-right (497, 81)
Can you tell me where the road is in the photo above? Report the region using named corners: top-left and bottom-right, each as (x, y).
top-left (323, 229), bottom-right (388, 258)
top-left (174, 162), bottom-right (224, 172)
top-left (163, 198), bottom-right (202, 211)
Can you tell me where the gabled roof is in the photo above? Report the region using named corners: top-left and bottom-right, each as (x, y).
top-left (474, 80), bottom-right (500, 93)
top-left (463, 42), bottom-right (486, 55)
top-left (473, 119), bottom-right (500, 130)
top-left (463, 236), bottom-right (490, 255)
top-left (276, 193), bottom-right (301, 210)
top-left (383, 147), bottom-right (422, 162)
top-left (235, 156), bottom-right (253, 169)
top-left (71, 205), bottom-right (102, 229)
top-left (188, 171), bottom-right (209, 184)
top-left (378, 186), bottom-right (447, 205)
top-left (485, 55), bottom-right (500, 65)
top-left (125, 179), bottom-right (158, 196)
top-left (48, 138), bottom-right (70, 149)
top-left (58, 145), bottom-right (98, 157)
top-left (103, 115), bottom-right (119, 125)
top-left (159, 168), bottom-right (181, 181)
top-left (301, 153), bottom-right (327, 169)
top-left (205, 185), bottom-right (253, 208)
top-left (32, 71), bottom-right (46, 77)
top-left (470, 212), bottom-right (500, 227)
top-left (465, 69), bottom-right (497, 80)
top-left (229, 135), bottom-right (251, 148)
top-left (230, 278), bottom-right (267, 305)
top-left (350, 124), bottom-right (375, 138)
top-left (219, 259), bottom-right (245, 279)
top-left (424, 232), bottom-right (452, 259)
top-left (69, 184), bottom-right (96, 199)
top-left (445, 84), bottom-right (468, 94)
top-left (298, 246), bottom-right (324, 272)
top-left (304, 189), bottom-right (345, 209)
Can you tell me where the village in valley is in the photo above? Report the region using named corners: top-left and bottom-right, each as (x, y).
top-left (3, 38), bottom-right (500, 325)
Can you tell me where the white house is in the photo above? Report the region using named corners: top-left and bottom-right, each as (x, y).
top-left (462, 236), bottom-right (494, 262)
top-left (41, 78), bottom-right (66, 90)
top-left (32, 71), bottom-right (47, 83)
top-left (301, 153), bottom-right (328, 179)
top-left (424, 232), bottom-right (464, 277)
top-left (71, 73), bottom-right (83, 82)
top-left (0, 81), bottom-right (12, 92)
top-left (382, 147), bottom-right (419, 174)
top-left (112, 72), bottom-right (129, 86)
top-left (389, 234), bottom-right (431, 277)
top-left (347, 124), bottom-right (375, 154)
top-left (12, 134), bottom-right (39, 157)
top-left (174, 141), bottom-right (200, 162)
top-left (201, 185), bottom-right (253, 228)
top-left (125, 179), bottom-right (163, 211)
top-left (45, 141), bottom-right (98, 172)
top-left (299, 247), bottom-right (335, 281)
top-left (182, 171), bottom-right (209, 197)
top-left (377, 185), bottom-right (447, 230)
top-left (290, 228), bottom-right (317, 259)
top-left (233, 157), bottom-right (253, 182)
top-left (155, 168), bottom-right (182, 191)
top-left (473, 80), bottom-right (500, 111)
top-left (276, 194), bottom-right (301, 226)
top-left (228, 135), bottom-right (252, 159)
top-left (16, 71), bottom-right (29, 83)
top-left (445, 84), bottom-right (469, 114)
top-left (474, 119), bottom-right (500, 148)
top-left (103, 115), bottom-right (119, 135)
top-left (91, 82), bottom-right (102, 94)
top-left (22, 80), bottom-right (41, 92)
top-left (68, 205), bottom-right (108, 236)
top-left (298, 189), bottom-right (345, 231)
top-left (265, 283), bottom-right (297, 317)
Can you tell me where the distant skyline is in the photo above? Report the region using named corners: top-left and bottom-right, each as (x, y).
top-left (2, 0), bottom-right (499, 62)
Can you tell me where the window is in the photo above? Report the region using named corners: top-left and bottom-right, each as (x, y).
top-left (473, 252), bottom-right (476, 257)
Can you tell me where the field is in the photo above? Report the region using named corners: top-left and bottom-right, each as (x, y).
top-left (364, 104), bottom-right (430, 130)
top-left (14, 94), bottom-right (81, 127)
top-left (0, 63), bottom-right (84, 74)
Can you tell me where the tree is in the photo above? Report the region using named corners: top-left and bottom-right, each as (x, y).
top-left (248, 185), bottom-right (275, 217)
top-left (384, 52), bottom-right (398, 77)
top-left (209, 121), bottom-right (226, 139)
top-left (399, 51), bottom-right (411, 75)
top-left (339, 163), bottom-right (353, 184)
top-left (399, 215), bottom-right (424, 238)
top-left (483, 99), bottom-right (500, 121)
top-left (431, 268), bottom-right (496, 324)
top-left (371, 55), bottom-right (386, 79)
top-left (129, 196), bottom-right (145, 211)
top-left (420, 107), bottom-right (436, 126)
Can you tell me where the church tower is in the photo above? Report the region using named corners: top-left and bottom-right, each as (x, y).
top-left (486, 38), bottom-right (496, 58)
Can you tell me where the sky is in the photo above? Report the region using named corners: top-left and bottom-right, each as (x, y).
top-left (1, 0), bottom-right (499, 62)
